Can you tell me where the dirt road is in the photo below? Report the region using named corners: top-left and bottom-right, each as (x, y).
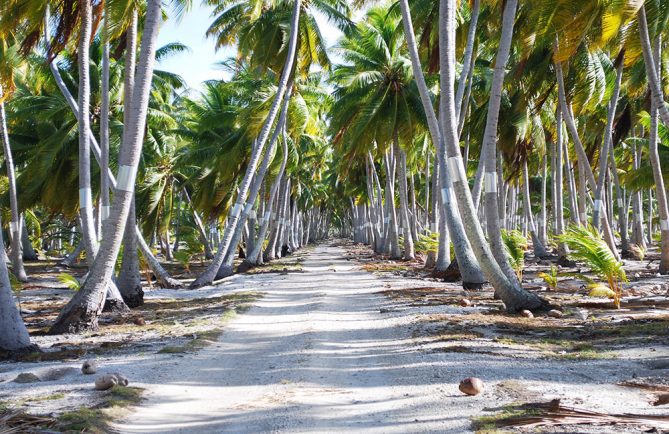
top-left (117, 244), bottom-right (462, 433)
top-left (116, 242), bottom-right (662, 433)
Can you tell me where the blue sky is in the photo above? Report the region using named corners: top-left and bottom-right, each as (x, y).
top-left (156, 3), bottom-right (343, 94)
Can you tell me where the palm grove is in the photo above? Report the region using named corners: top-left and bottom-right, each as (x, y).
top-left (0, 0), bottom-right (668, 353)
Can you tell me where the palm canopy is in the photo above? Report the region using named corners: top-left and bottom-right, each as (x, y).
top-left (206, 0), bottom-right (353, 75)
top-left (329, 6), bottom-right (425, 162)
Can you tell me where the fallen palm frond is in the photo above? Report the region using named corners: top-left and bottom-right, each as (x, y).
top-left (475, 399), bottom-right (669, 430)
top-left (557, 225), bottom-right (627, 308)
top-left (0, 409), bottom-right (57, 433)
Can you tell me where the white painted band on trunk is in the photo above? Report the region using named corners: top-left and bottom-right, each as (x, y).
top-left (244, 202), bottom-right (254, 214)
top-left (593, 199), bottom-right (603, 212)
top-left (9, 220), bottom-right (20, 234)
top-left (384, 216), bottom-right (389, 224)
top-left (257, 217), bottom-right (264, 225)
top-left (430, 223), bottom-right (437, 232)
top-left (116, 165), bottom-right (137, 192)
top-left (484, 172), bottom-right (497, 193)
top-left (230, 203), bottom-right (242, 218)
top-left (447, 157), bottom-right (464, 182)
top-left (265, 212), bottom-right (271, 221)
top-left (79, 188), bottom-right (92, 209)
top-left (617, 198), bottom-right (624, 208)
top-left (661, 219), bottom-right (669, 231)
top-left (248, 210), bottom-right (257, 220)
top-left (101, 206), bottom-right (110, 221)
top-left (580, 212), bottom-right (587, 222)
top-left (441, 187), bottom-right (451, 205)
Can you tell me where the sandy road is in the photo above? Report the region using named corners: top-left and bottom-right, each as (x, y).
top-left (116, 243), bottom-right (462, 433)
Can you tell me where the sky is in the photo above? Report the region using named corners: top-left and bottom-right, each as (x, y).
top-left (156, 3), bottom-right (344, 94)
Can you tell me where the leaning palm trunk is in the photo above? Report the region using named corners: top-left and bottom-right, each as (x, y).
top-left (433, 0), bottom-right (542, 309)
top-left (555, 60), bottom-right (620, 261)
top-left (647, 39), bottom-right (669, 273)
top-left (384, 151), bottom-right (402, 259)
top-left (522, 161), bottom-right (548, 257)
top-left (394, 136), bottom-right (414, 260)
top-left (43, 11), bottom-right (180, 289)
top-left (592, 57), bottom-right (624, 229)
top-left (399, 0), bottom-right (486, 287)
top-left (247, 129), bottom-right (290, 265)
top-left (76, 0), bottom-right (98, 264)
top-left (0, 210), bottom-right (33, 352)
top-left (480, 0), bottom-right (529, 285)
top-left (182, 188), bottom-right (214, 259)
top-left (190, 0), bottom-right (301, 288)
top-left (0, 89), bottom-right (27, 282)
top-left (49, 0), bottom-right (163, 334)
top-left (217, 87), bottom-right (291, 278)
top-left (117, 10), bottom-right (143, 307)
top-left (554, 109), bottom-right (567, 257)
top-left (638, 6), bottom-right (669, 129)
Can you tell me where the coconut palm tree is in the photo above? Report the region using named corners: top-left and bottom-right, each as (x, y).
top-left (400, 0), bottom-right (541, 308)
top-left (50, 0), bottom-right (164, 333)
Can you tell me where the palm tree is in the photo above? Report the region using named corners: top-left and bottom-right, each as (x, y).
top-left (50, 0), bottom-right (164, 333)
top-left (401, 0), bottom-right (542, 308)
top-left (0, 211), bottom-right (33, 352)
top-left (0, 88), bottom-right (28, 282)
top-left (190, 0), bottom-right (302, 288)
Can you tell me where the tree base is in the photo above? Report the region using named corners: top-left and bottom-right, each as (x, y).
top-left (49, 306), bottom-right (99, 335)
top-left (103, 298), bottom-right (130, 313)
top-left (556, 256), bottom-right (576, 267)
top-left (442, 259), bottom-right (462, 282)
top-left (214, 264), bottom-right (234, 280)
top-left (463, 281), bottom-right (485, 290)
top-left (236, 261), bottom-right (254, 274)
top-left (0, 344), bottom-right (40, 361)
top-left (156, 275), bottom-right (183, 289)
top-left (121, 287), bottom-right (145, 308)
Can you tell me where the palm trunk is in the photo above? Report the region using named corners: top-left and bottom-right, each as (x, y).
top-left (402, 0), bottom-right (543, 304)
top-left (0, 90), bottom-right (27, 281)
top-left (0, 210), bottom-right (33, 352)
top-left (43, 8), bottom-right (179, 289)
top-left (555, 59), bottom-right (620, 260)
top-left (218, 87), bottom-right (291, 277)
top-left (554, 109), bottom-right (567, 257)
top-left (648, 37), bottom-right (669, 273)
top-left (394, 135), bottom-right (414, 259)
top-left (522, 160), bottom-right (548, 257)
top-left (49, 0), bottom-right (163, 334)
top-left (117, 11), bottom-right (143, 307)
top-left (248, 127), bottom-right (289, 265)
top-left (593, 57), bottom-right (624, 229)
top-left (100, 13), bottom-right (111, 224)
top-left (638, 6), bottom-right (669, 128)
top-left (76, 0), bottom-right (98, 263)
top-left (480, 0), bottom-right (528, 283)
top-left (399, 0), bottom-right (485, 287)
top-left (190, 0), bottom-right (301, 288)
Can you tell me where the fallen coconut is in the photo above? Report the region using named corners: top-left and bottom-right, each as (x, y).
top-left (459, 298), bottom-right (472, 307)
top-left (81, 360), bottom-right (97, 375)
top-left (134, 317), bottom-right (146, 326)
top-left (94, 373), bottom-right (129, 391)
top-left (13, 372), bottom-right (40, 383)
top-left (459, 377), bottom-right (484, 396)
top-left (95, 375), bottom-right (118, 390)
top-left (520, 310), bottom-right (534, 318)
top-left (547, 309), bottom-right (563, 318)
